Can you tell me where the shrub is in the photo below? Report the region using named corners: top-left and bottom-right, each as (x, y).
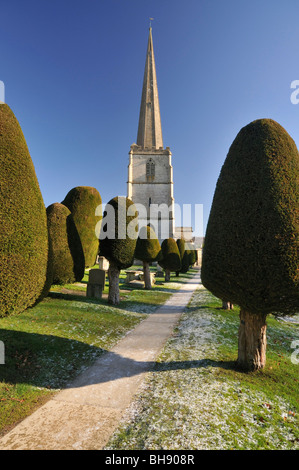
top-left (159, 238), bottom-right (181, 281)
top-left (176, 238), bottom-right (185, 276)
top-left (0, 104), bottom-right (49, 317)
top-left (99, 197), bottom-right (138, 304)
top-left (34, 231), bottom-right (54, 305)
top-left (186, 242), bottom-right (197, 266)
top-left (180, 250), bottom-right (190, 273)
top-left (62, 186), bottom-right (102, 268)
top-left (46, 203), bottom-right (85, 284)
top-left (135, 225), bottom-right (162, 288)
top-left (201, 118), bottom-right (299, 371)
top-left (176, 238), bottom-right (185, 259)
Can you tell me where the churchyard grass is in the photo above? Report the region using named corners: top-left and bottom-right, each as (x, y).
top-left (106, 287), bottom-right (299, 450)
top-left (0, 266), bottom-right (193, 437)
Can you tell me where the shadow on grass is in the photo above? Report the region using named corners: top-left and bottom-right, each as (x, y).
top-left (120, 282), bottom-right (181, 294)
top-left (63, 352), bottom-right (238, 389)
top-left (49, 291), bottom-right (105, 304)
top-left (186, 305), bottom-right (239, 314)
top-left (0, 329), bottom-right (236, 392)
top-left (47, 291), bottom-right (171, 314)
top-left (154, 358), bottom-right (237, 372)
top-left (51, 268), bottom-right (201, 301)
top-left (0, 329), bottom-right (104, 390)
top-left (186, 305), bottom-right (220, 313)
top-left (48, 288), bottom-right (202, 315)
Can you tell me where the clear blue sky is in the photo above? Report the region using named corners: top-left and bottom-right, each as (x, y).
top-left (1, 0), bottom-right (299, 235)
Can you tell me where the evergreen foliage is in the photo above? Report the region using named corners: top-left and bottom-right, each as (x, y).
top-left (0, 104), bottom-right (49, 317)
top-left (135, 225), bottom-right (162, 263)
top-left (62, 186), bottom-right (102, 268)
top-left (46, 203), bottom-right (85, 284)
top-left (176, 238), bottom-right (185, 276)
top-left (201, 118), bottom-right (299, 316)
top-left (180, 250), bottom-right (190, 273)
top-left (185, 242), bottom-right (197, 266)
top-left (34, 232), bottom-right (54, 305)
top-left (99, 197), bottom-right (138, 304)
top-left (159, 238), bottom-right (182, 272)
top-left (99, 196), bottom-right (138, 269)
top-left (176, 238), bottom-right (185, 260)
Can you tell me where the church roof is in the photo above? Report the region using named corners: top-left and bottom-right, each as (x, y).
top-left (136, 27), bottom-right (164, 150)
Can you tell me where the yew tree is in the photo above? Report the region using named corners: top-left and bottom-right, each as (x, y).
top-left (46, 203), bottom-right (85, 284)
top-left (176, 238), bottom-right (185, 276)
top-left (159, 238), bottom-right (182, 281)
top-left (0, 104), bottom-right (49, 316)
top-left (99, 196), bottom-right (138, 304)
top-left (180, 249), bottom-right (190, 274)
top-left (186, 242), bottom-right (197, 267)
top-left (201, 119), bottom-right (299, 371)
top-left (135, 225), bottom-right (162, 289)
top-left (62, 186), bottom-right (102, 268)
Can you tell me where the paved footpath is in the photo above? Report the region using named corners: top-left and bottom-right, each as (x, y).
top-left (0, 270), bottom-right (201, 450)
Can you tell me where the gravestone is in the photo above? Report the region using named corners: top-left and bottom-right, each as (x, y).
top-left (156, 266), bottom-right (164, 277)
top-left (97, 256), bottom-right (109, 271)
top-left (87, 269), bottom-right (106, 299)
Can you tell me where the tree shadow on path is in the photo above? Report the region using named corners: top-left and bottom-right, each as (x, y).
top-left (0, 329), bottom-right (237, 392)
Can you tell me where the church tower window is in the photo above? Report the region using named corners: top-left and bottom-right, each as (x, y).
top-left (146, 158), bottom-right (155, 182)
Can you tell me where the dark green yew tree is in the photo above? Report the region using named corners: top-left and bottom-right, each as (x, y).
top-left (62, 186), bottom-right (102, 268)
top-left (176, 238), bottom-right (185, 276)
top-left (0, 104), bottom-right (49, 316)
top-left (186, 242), bottom-right (197, 267)
top-left (99, 197), bottom-right (138, 304)
top-left (135, 225), bottom-right (162, 289)
top-left (159, 238), bottom-right (181, 281)
top-left (46, 203), bottom-right (85, 285)
top-left (180, 251), bottom-right (190, 274)
top-left (201, 119), bottom-right (299, 371)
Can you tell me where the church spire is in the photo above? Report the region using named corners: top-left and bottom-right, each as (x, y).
top-left (136, 27), bottom-right (164, 149)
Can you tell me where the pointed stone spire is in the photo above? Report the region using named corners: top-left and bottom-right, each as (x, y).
top-left (136, 28), bottom-right (164, 149)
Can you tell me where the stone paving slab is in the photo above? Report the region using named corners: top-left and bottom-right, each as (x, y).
top-left (0, 270), bottom-right (201, 450)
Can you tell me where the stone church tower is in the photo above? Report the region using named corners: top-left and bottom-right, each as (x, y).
top-left (127, 27), bottom-right (175, 241)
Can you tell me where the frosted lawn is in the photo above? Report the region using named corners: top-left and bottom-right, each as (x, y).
top-left (106, 286), bottom-right (299, 450)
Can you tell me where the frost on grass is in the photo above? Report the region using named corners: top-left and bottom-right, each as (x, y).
top-left (106, 287), bottom-right (299, 450)
top-left (68, 300), bottom-right (146, 318)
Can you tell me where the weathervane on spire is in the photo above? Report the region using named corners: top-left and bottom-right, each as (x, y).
top-left (149, 17), bottom-right (154, 28)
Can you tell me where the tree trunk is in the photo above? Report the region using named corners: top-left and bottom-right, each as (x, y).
top-left (108, 260), bottom-right (120, 305)
top-left (143, 261), bottom-right (152, 290)
top-left (222, 301), bottom-right (234, 310)
top-left (237, 308), bottom-right (267, 371)
top-left (165, 269), bottom-right (171, 282)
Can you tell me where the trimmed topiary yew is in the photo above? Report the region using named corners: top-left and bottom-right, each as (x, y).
top-left (135, 225), bottom-right (162, 289)
top-left (0, 104), bottom-right (49, 317)
top-left (46, 203), bottom-right (85, 285)
top-left (176, 238), bottom-right (185, 259)
top-left (176, 238), bottom-right (185, 276)
top-left (99, 196), bottom-right (138, 304)
top-left (201, 118), bottom-right (299, 371)
top-left (34, 231), bottom-right (54, 305)
top-left (159, 238), bottom-right (181, 281)
top-left (186, 242), bottom-right (197, 267)
top-left (62, 186), bottom-right (102, 268)
top-left (180, 250), bottom-right (190, 274)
